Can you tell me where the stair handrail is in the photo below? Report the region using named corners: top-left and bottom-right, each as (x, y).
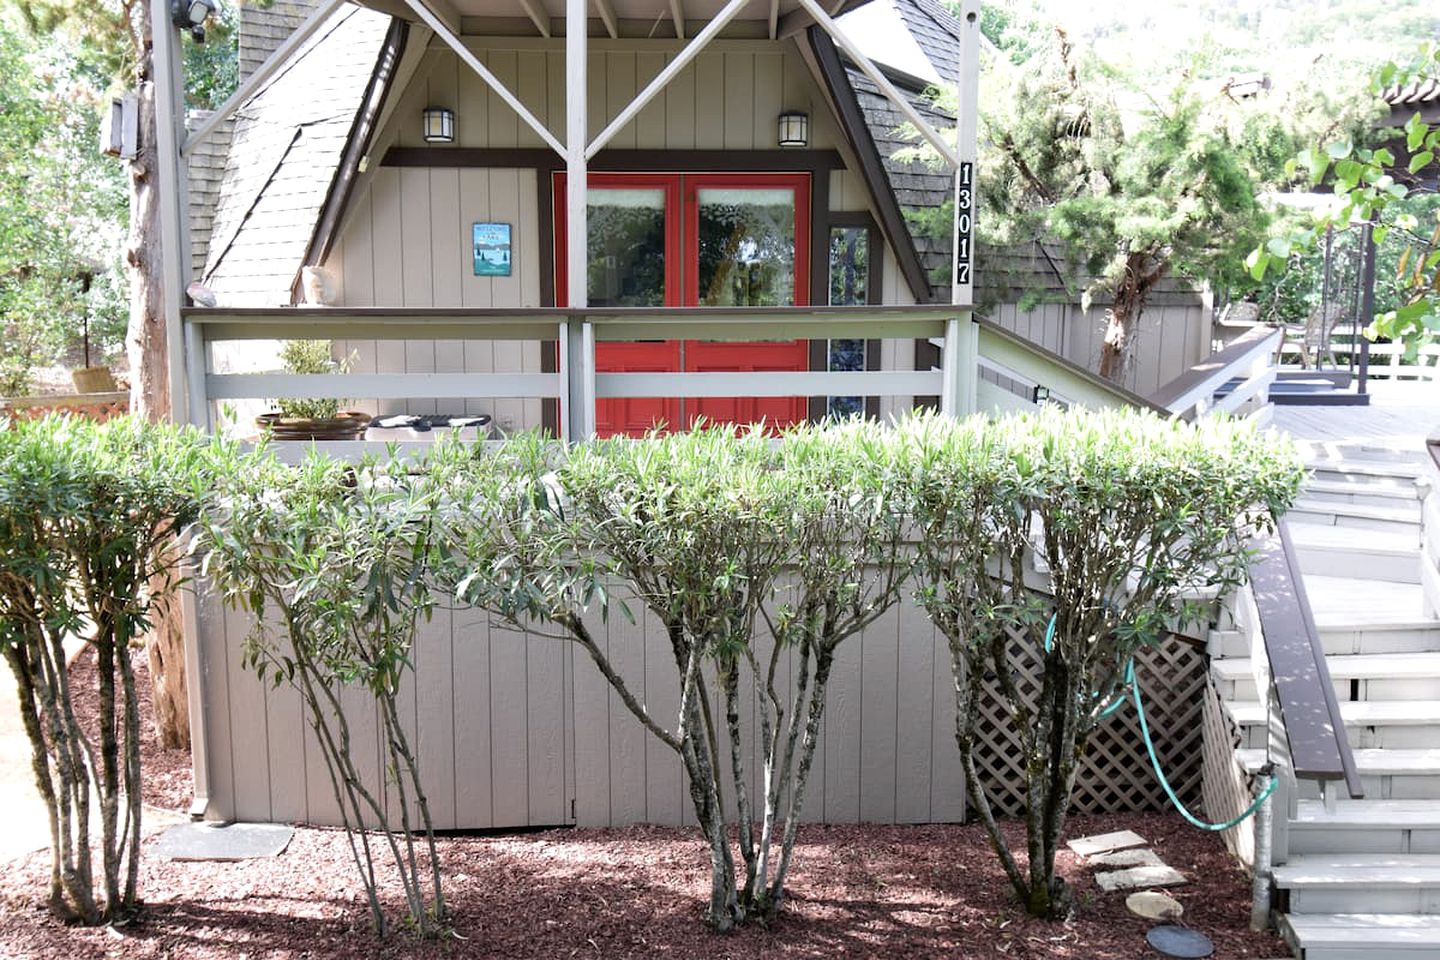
top-left (1151, 324), bottom-right (1282, 422)
top-left (1247, 517), bottom-right (1365, 800)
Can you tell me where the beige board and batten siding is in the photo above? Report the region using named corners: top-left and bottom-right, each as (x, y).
top-left (983, 301), bottom-right (1211, 400)
top-left (193, 578), bottom-right (965, 829)
top-left (322, 40), bottom-right (923, 428)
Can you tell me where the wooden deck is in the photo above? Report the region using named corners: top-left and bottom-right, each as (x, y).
top-left (1272, 382), bottom-right (1440, 449)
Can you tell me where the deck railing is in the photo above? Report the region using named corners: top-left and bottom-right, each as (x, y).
top-left (1151, 324), bottom-right (1281, 424)
top-left (181, 305), bottom-right (1149, 436)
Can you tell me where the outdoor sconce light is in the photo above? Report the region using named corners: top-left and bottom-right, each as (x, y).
top-left (171, 0), bottom-right (217, 42)
top-left (1032, 384), bottom-right (1051, 404)
top-left (423, 107), bottom-right (456, 144)
top-left (777, 111), bottom-right (809, 148)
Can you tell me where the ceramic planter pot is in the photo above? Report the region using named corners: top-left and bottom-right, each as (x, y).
top-left (255, 411), bottom-right (371, 441)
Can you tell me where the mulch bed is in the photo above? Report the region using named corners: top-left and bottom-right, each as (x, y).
top-left (2, 651), bottom-right (1285, 957)
top-left (67, 644), bottom-right (195, 814)
top-left (0, 807), bottom-right (1285, 959)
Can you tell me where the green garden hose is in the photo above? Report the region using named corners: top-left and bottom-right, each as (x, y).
top-left (1040, 614), bottom-right (1277, 831)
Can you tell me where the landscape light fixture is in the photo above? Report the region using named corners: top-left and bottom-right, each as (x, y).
top-left (777, 111), bottom-right (809, 148)
top-left (423, 107), bottom-right (456, 144)
top-left (172, 0), bottom-right (217, 42)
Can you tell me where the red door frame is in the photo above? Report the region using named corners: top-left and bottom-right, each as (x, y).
top-left (552, 172), bottom-right (812, 435)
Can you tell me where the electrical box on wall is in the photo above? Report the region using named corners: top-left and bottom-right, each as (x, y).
top-left (100, 93), bottom-right (139, 161)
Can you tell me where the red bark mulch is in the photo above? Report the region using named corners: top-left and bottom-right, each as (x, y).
top-left (5, 648), bottom-right (1284, 957)
top-left (0, 808), bottom-right (1286, 959)
top-left (66, 643), bottom-right (195, 814)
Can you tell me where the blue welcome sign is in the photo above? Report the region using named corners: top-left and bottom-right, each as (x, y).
top-left (473, 222), bottom-right (512, 276)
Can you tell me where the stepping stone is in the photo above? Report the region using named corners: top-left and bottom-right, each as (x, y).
top-left (1095, 863), bottom-right (1187, 892)
top-left (151, 822), bottom-right (294, 862)
top-left (1066, 829), bottom-right (1147, 858)
top-left (1091, 847), bottom-right (1164, 869)
top-left (1126, 890), bottom-right (1184, 921)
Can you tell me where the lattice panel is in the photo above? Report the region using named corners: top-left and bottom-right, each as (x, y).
top-left (1200, 676), bottom-right (1256, 866)
top-left (968, 630), bottom-right (1208, 817)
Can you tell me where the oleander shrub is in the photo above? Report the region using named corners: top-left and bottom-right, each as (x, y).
top-left (0, 415), bottom-right (206, 923)
top-left (900, 406), bottom-right (1305, 919)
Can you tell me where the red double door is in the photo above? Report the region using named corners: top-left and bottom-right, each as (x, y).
top-left (555, 172), bottom-right (811, 437)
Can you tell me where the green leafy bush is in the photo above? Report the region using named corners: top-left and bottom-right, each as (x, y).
top-left (0, 415), bottom-right (205, 923)
top-left (273, 340), bottom-right (349, 421)
top-left (901, 407), bottom-right (1305, 919)
top-left (196, 444), bottom-right (450, 938)
top-left (445, 422), bottom-right (913, 929)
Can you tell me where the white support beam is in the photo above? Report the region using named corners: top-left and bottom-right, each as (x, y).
top-left (587, 0), bottom-right (752, 159)
top-left (403, 0), bottom-right (566, 156)
top-left (939, 314), bottom-right (978, 417)
top-left (950, 0), bottom-right (981, 308)
top-left (669, 0), bottom-right (685, 39)
top-left (564, 0), bottom-right (594, 439)
top-left (422, 0), bottom-right (462, 35)
top-left (181, 0), bottom-right (346, 157)
top-left (795, 0), bottom-right (959, 168)
top-left (517, 0), bottom-right (551, 36)
top-left (768, 0), bottom-right (779, 39)
top-left (594, 0), bottom-right (619, 39)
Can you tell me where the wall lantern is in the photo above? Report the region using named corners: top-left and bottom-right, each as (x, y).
top-left (777, 111), bottom-right (809, 148)
top-left (423, 107), bottom-right (456, 144)
top-left (171, 0), bottom-right (217, 42)
top-left (1032, 384), bottom-right (1051, 404)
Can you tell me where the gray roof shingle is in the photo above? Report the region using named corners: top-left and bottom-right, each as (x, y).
top-left (203, 4), bottom-right (392, 306)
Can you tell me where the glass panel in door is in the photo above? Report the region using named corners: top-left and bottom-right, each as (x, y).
top-left (685, 178), bottom-right (810, 430)
top-left (566, 177), bottom-right (680, 436)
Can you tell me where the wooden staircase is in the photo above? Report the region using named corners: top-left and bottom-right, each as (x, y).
top-left (1212, 443), bottom-right (1440, 958)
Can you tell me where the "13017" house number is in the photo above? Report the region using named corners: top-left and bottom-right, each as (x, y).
top-left (953, 161), bottom-right (974, 291)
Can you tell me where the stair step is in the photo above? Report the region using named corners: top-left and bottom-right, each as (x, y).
top-left (1291, 750), bottom-right (1440, 801)
top-left (1228, 700), bottom-right (1440, 749)
top-left (1274, 854), bottom-right (1440, 914)
top-left (1289, 523), bottom-right (1421, 583)
top-left (1280, 912), bottom-right (1440, 957)
top-left (1290, 498), bottom-right (1422, 534)
top-left (1214, 653), bottom-right (1440, 700)
top-left (1305, 458), bottom-right (1426, 481)
top-left (1290, 799), bottom-right (1440, 854)
top-left (1304, 478), bottom-right (1424, 508)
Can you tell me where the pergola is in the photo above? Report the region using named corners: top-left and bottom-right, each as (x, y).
top-left (150, 0), bottom-right (982, 438)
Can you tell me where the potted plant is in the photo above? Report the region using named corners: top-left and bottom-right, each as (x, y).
top-left (255, 339), bottom-right (370, 440)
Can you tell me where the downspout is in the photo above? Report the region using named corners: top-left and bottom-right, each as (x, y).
top-left (1249, 765), bottom-right (1274, 931)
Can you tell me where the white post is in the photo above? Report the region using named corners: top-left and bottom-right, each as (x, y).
top-left (150, 0), bottom-right (192, 422)
top-left (564, 0), bottom-right (594, 440)
top-left (942, 0), bottom-right (982, 417)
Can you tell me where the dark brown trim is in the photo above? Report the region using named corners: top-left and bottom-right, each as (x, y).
top-left (807, 27), bottom-right (934, 306)
top-left (383, 147), bottom-right (847, 172)
top-left (291, 18), bottom-right (409, 303)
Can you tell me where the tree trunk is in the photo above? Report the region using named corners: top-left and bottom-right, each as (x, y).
top-left (126, 3), bottom-right (190, 750)
top-left (1096, 252), bottom-right (1168, 385)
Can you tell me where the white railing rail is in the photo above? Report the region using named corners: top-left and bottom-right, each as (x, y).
top-left (184, 305), bottom-right (960, 437)
top-left (1151, 324), bottom-right (1282, 424)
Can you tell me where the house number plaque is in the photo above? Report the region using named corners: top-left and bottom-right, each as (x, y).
top-left (953, 161), bottom-right (974, 294)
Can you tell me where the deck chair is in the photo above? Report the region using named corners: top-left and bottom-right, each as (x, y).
top-left (1301, 302), bottom-right (1345, 370)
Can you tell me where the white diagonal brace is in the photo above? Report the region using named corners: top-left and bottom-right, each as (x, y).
top-left (517, 0), bottom-right (551, 36)
top-left (796, 0), bottom-right (959, 168)
top-left (594, 0), bottom-right (619, 39)
top-left (181, 0), bottom-right (346, 157)
top-left (768, 0), bottom-right (779, 39)
top-left (402, 0), bottom-right (566, 156)
top-left (669, 0), bottom-right (685, 39)
top-left (587, 0), bottom-right (751, 159)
